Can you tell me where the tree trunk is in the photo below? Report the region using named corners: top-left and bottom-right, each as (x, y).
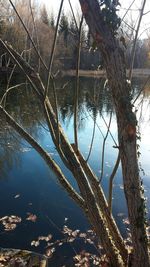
top-left (78, 0), bottom-right (150, 266)
top-left (105, 44), bottom-right (150, 267)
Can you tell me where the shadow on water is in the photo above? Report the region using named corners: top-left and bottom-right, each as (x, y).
top-left (0, 76), bottom-right (150, 266)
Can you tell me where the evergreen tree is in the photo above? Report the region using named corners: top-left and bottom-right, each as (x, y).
top-left (40, 4), bottom-right (49, 26)
top-left (69, 18), bottom-right (77, 38)
top-left (50, 12), bottom-right (55, 28)
top-left (87, 28), bottom-right (93, 48)
top-left (59, 12), bottom-right (69, 46)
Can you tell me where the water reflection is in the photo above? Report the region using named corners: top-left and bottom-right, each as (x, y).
top-left (0, 77), bottom-right (115, 177)
top-left (0, 77), bottom-right (150, 265)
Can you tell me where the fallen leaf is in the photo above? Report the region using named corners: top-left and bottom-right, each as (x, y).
top-left (26, 213), bottom-right (37, 222)
top-left (14, 194), bottom-right (20, 199)
top-left (45, 247), bottom-right (55, 258)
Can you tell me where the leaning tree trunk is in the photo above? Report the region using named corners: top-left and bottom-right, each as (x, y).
top-left (78, 0), bottom-right (150, 266)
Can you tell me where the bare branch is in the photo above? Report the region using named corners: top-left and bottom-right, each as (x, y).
top-left (68, 0), bottom-right (79, 31)
top-left (45, 0), bottom-right (64, 99)
top-left (29, 0), bottom-right (40, 72)
top-left (86, 115), bottom-right (96, 162)
top-left (0, 83), bottom-right (28, 106)
top-left (128, 0), bottom-right (147, 81)
top-left (99, 112), bottom-right (112, 183)
top-left (108, 152), bottom-right (121, 213)
top-left (74, 15), bottom-right (83, 149)
top-left (121, 0), bottom-right (136, 22)
top-left (133, 74), bottom-right (150, 104)
top-left (8, 0), bottom-right (47, 71)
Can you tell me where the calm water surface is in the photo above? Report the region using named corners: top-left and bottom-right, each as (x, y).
top-left (0, 77), bottom-right (150, 266)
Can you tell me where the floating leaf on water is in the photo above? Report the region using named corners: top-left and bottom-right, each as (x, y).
top-left (47, 242), bottom-right (54, 247)
top-left (45, 235), bottom-right (52, 242)
top-left (79, 233), bottom-right (87, 238)
top-left (33, 240), bottom-right (39, 247)
top-left (63, 226), bottom-right (72, 236)
top-left (0, 215), bottom-right (21, 231)
top-left (8, 216), bottom-right (21, 223)
top-left (119, 184), bottom-right (124, 190)
top-left (4, 223), bottom-right (17, 231)
top-left (26, 213), bottom-right (37, 222)
top-left (38, 234), bottom-right (52, 242)
top-left (67, 237), bottom-right (75, 243)
top-left (0, 216), bottom-right (9, 222)
top-left (86, 238), bottom-right (94, 244)
top-left (38, 236), bottom-right (45, 241)
top-left (45, 247), bottom-right (55, 258)
top-left (31, 240), bottom-right (40, 247)
top-left (71, 230), bottom-right (80, 237)
top-left (31, 241), bottom-right (35, 246)
top-left (14, 194), bottom-right (20, 199)
top-left (123, 218), bottom-right (130, 225)
top-left (87, 230), bottom-right (93, 233)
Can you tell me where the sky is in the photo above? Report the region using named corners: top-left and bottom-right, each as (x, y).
top-left (38, 0), bottom-right (150, 38)
top-left (39, 0), bottom-right (80, 14)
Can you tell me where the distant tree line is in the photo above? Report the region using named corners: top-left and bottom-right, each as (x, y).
top-left (0, 0), bottom-right (102, 73)
top-left (0, 0), bottom-right (150, 73)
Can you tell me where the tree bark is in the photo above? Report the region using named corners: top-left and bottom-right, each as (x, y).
top-left (78, 0), bottom-right (150, 266)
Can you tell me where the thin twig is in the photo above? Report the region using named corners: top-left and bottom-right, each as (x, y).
top-left (8, 0), bottom-right (47, 71)
top-left (101, 114), bottom-right (117, 147)
top-left (74, 15), bottom-right (83, 149)
top-left (0, 83), bottom-right (28, 106)
top-left (108, 152), bottom-right (121, 213)
top-left (128, 0), bottom-right (147, 81)
top-left (29, 0), bottom-right (40, 72)
top-left (86, 115), bottom-right (96, 162)
top-left (99, 112), bottom-right (112, 183)
top-left (51, 78), bottom-right (60, 145)
top-left (45, 0), bottom-right (64, 99)
top-left (68, 0), bottom-right (79, 32)
top-left (3, 49), bottom-right (27, 107)
top-left (121, 0), bottom-right (136, 22)
top-left (133, 74), bottom-right (150, 104)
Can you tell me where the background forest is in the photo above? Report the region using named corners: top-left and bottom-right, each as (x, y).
top-left (1, 0), bottom-right (150, 74)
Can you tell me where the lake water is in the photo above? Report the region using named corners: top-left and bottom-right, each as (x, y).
top-left (0, 77), bottom-right (150, 266)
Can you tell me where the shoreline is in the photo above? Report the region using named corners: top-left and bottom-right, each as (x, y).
top-left (61, 68), bottom-right (150, 78)
top-left (1, 67), bottom-right (150, 78)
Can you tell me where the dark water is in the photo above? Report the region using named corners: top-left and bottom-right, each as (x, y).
top-left (0, 77), bottom-right (150, 266)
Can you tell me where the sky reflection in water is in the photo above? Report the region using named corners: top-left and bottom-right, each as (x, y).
top-left (0, 77), bottom-right (149, 265)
